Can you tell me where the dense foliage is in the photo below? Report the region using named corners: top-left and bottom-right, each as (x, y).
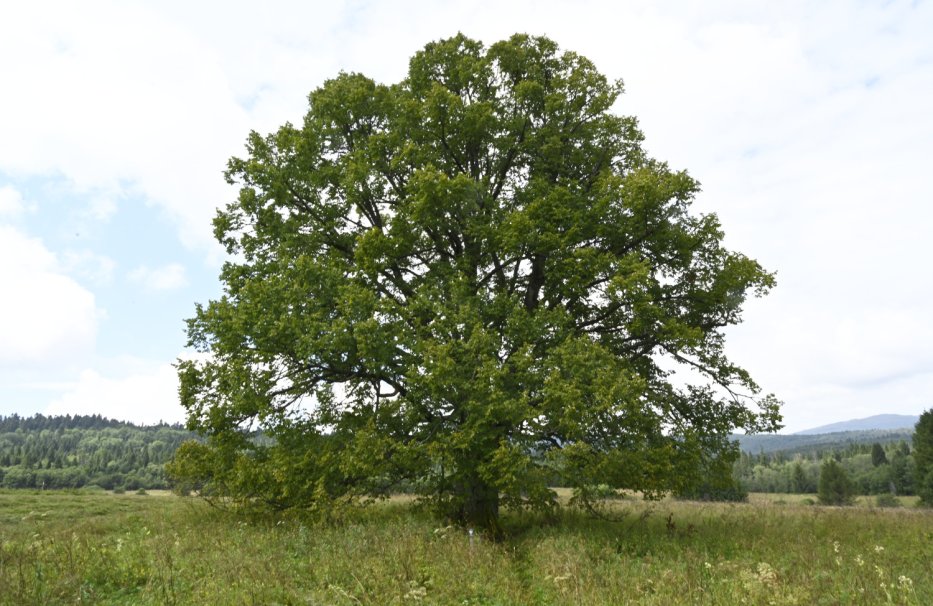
top-left (177, 33), bottom-right (779, 530)
top-left (914, 410), bottom-right (933, 505)
top-left (734, 439), bottom-right (915, 496)
top-left (674, 449), bottom-right (748, 502)
top-left (871, 442), bottom-right (888, 466)
top-left (817, 459), bottom-right (856, 506)
top-left (0, 414), bottom-right (197, 490)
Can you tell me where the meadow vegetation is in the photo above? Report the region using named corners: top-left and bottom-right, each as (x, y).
top-left (1, 489), bottom-right (930, 605)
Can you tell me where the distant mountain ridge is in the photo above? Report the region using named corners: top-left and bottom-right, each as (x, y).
top-left (732, 414), bottom-right (921, 456)
top-left (794, 414), bottom-right (920, 435)
top-left (734, 428), bottom-right (914, 455)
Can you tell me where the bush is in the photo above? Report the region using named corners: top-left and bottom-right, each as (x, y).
top-left (589, 484), bottom-right (626, 500)
top-left (122, 475), bottom-right (143, 491)
top-left (676, 480), bottom-right (749, 502)
top-left (818, 459), bottom-right (855, 505)
top-left (92, 473), bottom-right (124, 490)
top-left (165, 440), bottom-right (220, 496)
top-left (874, 494), bottom-right (901, 508)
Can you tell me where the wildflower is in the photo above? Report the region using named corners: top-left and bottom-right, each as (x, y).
top-left (432, 525), bottom-right (452, 539)
top-left (404, 584), bottom-right (427, 601)
top-left (898, 575), bottom-right (913, 590)
top-left (756, 562), bottom-right (778, 585)
top-left (553, 574), bottom-right (573, 584)
top-left (874, 545), bottom-right (884, 554)
top-left (854, 555), bottom-right (864, 567)
top-left (833, 541), bottom-right (840, 554)
top-left (704, 562), bottom-right (713, 570)
top-left (874, 565), bottom-right (884, 579)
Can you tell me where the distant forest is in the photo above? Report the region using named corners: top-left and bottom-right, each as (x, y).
top-left (733, 433), bottom-right (916, 496)
top-left (0, 414), bottom-right (198, 490)
top-left (733, 428), bottom-right (915, 455)
top-left (0, 414), bottom-right (921, 496)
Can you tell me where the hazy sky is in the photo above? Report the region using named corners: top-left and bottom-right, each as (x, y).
top-left (1, 0), bottom-right (931, 432)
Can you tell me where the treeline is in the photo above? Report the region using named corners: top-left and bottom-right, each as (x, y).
top-left (2, 412), bottom-right (924, 497)
top-left (734, 439), bottom-right (916, 495)
top-left (0, 414), bottom-right (198, 490)
top-left (733, 428), bottom-right (915, 456)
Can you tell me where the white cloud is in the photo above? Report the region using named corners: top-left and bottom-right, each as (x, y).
top-left (0, 225), bottom-right (100, 365)
top-left (45, 363), bottom-right (186, 425)
top-left (0, 186), bottom-right (26, 215)
top-left (128, 263), bottom-right (188, 291)
top-left (0, 1), bottom-right (247, 255)
top-left (62, 250), bottom-right (116, 286)
top-left (85, 196), bottom-right (118, 222)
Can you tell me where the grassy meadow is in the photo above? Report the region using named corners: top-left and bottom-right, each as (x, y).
top-left (1, 489), bottom-right (931, 605)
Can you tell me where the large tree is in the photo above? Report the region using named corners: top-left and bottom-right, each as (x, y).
top-left (914, 409), bottom-right (933, 505)
top-left (176, 34), bottom-right (780, 532)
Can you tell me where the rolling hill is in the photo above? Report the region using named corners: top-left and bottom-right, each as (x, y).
top-left (733, 414), bottom-right (920, 455)
top-left (793, 414), bottom-right (919, 435)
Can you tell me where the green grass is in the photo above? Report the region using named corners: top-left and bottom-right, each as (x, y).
top-left (1, 490), bottom-right (931, 605)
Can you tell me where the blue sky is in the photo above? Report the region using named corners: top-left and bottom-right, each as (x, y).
top-left (1, 0), bottom-right (932, 432)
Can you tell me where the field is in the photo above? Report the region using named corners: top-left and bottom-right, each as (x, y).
top-left (1, 490), bottom-right (931, 605)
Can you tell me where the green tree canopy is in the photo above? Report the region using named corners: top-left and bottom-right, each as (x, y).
top-left (818, 459), bottom-right (855, 506)
top-left (176, 33), bottom-right (780, 532)
top-left (871, 442), bottom-right (888, 467)
top-left (914, 410), bottom-right (933, 505)
top-left (792, 461), bottom-right (809, 493)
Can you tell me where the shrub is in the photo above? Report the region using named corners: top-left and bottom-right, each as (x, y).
top-left (818, 459), bottom-right (855, 505)
top-left (590, 484), bottom-right (625, 500)
top-left (874, 493), bottom-right (901, 508)
top-left (676, 480), bottom-right (749, 502)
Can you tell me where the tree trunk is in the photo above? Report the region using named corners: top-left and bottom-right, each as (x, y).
top-left (458, 477), bottom-right (502, 539)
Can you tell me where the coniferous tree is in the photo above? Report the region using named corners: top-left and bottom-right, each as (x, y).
top-left (792, 461), bottom-right (809, 493)
top-left (1, 414), bottom-right (197, 490)
top-left (914, 410), bottom-right (933, 505)
top-left (818, 459), bottom-right (855, 505)
top-left (871, 442), bottom-right (887, 467)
